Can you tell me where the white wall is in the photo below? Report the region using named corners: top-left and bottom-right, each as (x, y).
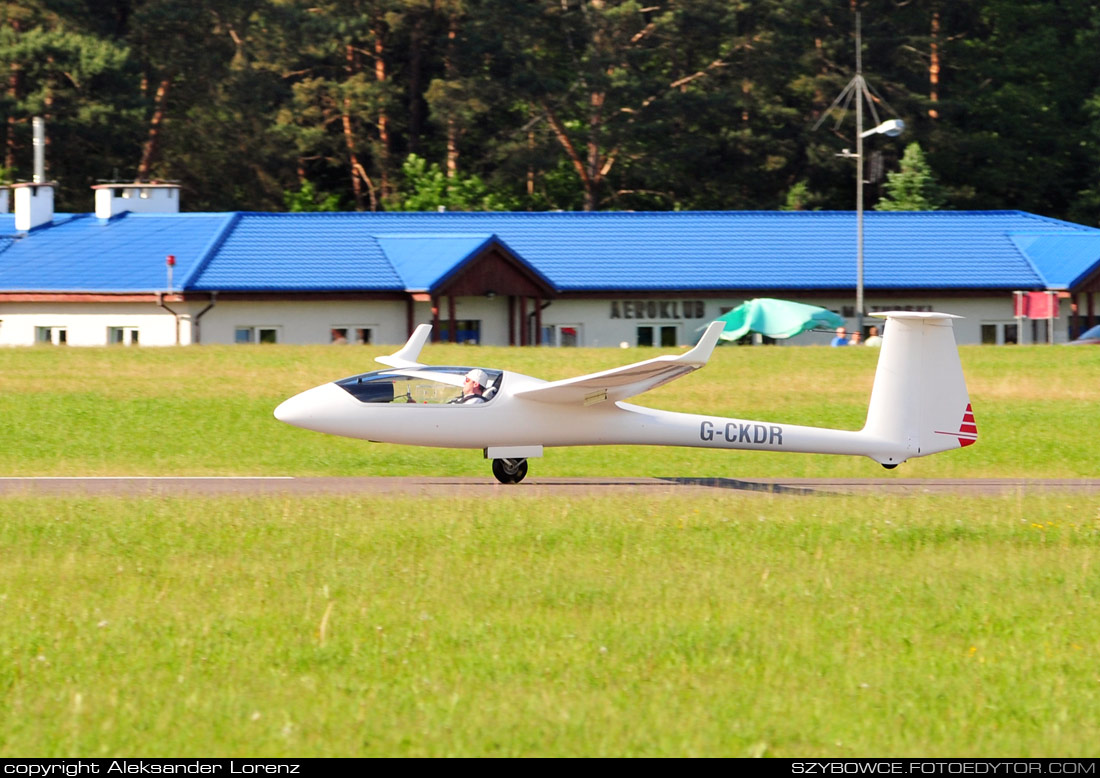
top-left (0, 302), bottom-right (184, 346)
top-left (196, 299), bottom-right (409, 345)
top-left (540, 294), bottom-right (1067, 347)
top-left (94, 185), bottom-right (180, 219)
top-left (0, 294), bottom-right (1074, 347)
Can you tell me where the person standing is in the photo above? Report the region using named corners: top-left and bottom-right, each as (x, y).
top-left (830, 327), bottom-right (850, 347)
top-left (864, 326), bottom-right (883, 347)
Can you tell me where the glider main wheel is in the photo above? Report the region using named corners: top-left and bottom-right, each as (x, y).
top-left (881, 463), bottom-right (899, 470)
top-left (492, 458), bottom-right (528, 485)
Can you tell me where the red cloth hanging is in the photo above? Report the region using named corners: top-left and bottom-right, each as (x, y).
top-left (1014, 291), bottom-right (1059, 319)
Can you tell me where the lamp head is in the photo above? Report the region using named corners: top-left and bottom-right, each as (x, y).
top-left (880, 118), bottom-right (905, 137)
top-left (862, 118), bottom-right (905, 138)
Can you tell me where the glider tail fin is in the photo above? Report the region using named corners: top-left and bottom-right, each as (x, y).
top-left (861, 312), bottom-right (976, 465)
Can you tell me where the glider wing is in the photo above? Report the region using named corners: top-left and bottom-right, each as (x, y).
top-left (513, 321), bottom-right (725, 405)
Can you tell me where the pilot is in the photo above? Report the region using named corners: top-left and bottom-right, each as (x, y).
top-left (450, 368), bottom-right (489, 404)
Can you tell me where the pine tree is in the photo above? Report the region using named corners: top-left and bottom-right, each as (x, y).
top-left (875, 142), bottom-right (946, 211)
top-left (386, 153), bottom-right (515, 211)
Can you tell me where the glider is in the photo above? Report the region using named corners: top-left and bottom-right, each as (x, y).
top-left (274, 312), bottom-right (977, 484)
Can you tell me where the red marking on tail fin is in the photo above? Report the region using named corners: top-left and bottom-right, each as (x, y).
top-left (958, 403), bottom-right (977, 446)
top-left (935, 403), bottom-right (978, 447)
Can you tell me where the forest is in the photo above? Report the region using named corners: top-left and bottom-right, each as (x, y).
top-left (3, 0), bottom-right (1100, 224)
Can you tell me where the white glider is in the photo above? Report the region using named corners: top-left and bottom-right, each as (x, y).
top-left (274, 312), bottom-right (977, 483)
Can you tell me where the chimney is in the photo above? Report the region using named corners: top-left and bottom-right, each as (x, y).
top-left (0, 186), bottom-right (9, 214)
top-left (94, 182), bottom-right (181, 219)
top-left (13, 183), bottom-right (56, 231)
top-left (32, 116), bottom-right (45, 183)
top-left (13, 117), bottom-right (55, 231)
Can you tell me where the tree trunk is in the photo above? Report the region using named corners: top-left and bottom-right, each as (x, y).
top-left (445, 15), bottom-right (459, 179)
top-left (137, 76), bottom-right (172, 181)
top-left (527, 127), bottom-right (535, 198)
top-left (929, 9), bottom-right (941, 119)
top-left (586, 89), bottom-right (605, 208)
top-left (343, 110), bottom-right (366, 211)
top-left (372, 22), bottom-right (391, 199)
top-left (5, 18), bottom-right (21, 173)
top-left (543, 100), bottom-right (598, 211)
top-left (5, 64), bottom-right (19, 173)
top-left (343, 43), bottom-right (365, 210)
top-left (407, 14), bottom-right (425, 154)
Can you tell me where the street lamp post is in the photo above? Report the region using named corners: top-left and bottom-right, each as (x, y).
top-left (813, 12), bottom-right (903, 336)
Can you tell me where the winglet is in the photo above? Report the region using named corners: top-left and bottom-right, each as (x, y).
top-left (682, 321), bottom-right (725, 366)
top-left (376, 324), bottom-right (433, 368)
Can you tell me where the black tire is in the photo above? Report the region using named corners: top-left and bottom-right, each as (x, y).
top-left (491, 458), bottom-right (528, 484)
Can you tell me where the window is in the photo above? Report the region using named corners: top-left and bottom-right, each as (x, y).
top-left (335, 367), bottom-right (503, 405)
top-left (1031, 318), bottom-right (1054, 345)
top-left (542, 324), bottom-right (582, 347)
top-left (636, 325), bottom-right (678, 347)
top-left (235, 326), bottom-right (279, 344)
top-left (331, 327), bottom-right (372, 345)
top-left (437, 320), bottom-right (481, 344)
top-left (35, 326), bottom-right (67, 345)
top-left (982, 323), bottom-right (1019, 345)
top-left (108, 326), bottom-right (140, 346)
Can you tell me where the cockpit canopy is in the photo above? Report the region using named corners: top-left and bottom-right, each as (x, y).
top-left (335, 366), bottom-right (503, 404)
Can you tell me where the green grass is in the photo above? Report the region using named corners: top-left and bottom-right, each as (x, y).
top-left (1, 343), bottom-right (1097, 756)
top-left (0, 342), bottom-right (1096, 477)
top-left (1, 494), bottom-right (1098, 757)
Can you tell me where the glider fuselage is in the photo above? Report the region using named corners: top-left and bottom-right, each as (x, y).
top-left (277, 369), bottom-right (889, 458)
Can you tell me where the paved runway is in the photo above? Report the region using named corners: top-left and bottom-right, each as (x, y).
top-left (1, 476), bottom-right (1098, 497)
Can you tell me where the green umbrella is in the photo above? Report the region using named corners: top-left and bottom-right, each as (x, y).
top-left (709, 298), bottom-right (845, 342)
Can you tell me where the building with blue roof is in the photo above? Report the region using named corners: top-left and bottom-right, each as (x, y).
top-left (1, 183), bottom-right (1098, 347)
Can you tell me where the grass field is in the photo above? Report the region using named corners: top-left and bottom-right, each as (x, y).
top-left (0, 342), bottom-right (1096, 477)
top-left (0, 342), bottom-right (1097, 757)
top-left (2, 493), bottom-right (1098, 757)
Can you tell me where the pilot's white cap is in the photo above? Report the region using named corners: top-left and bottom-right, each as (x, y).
top-left (465, 368), bottom-right (489, 388)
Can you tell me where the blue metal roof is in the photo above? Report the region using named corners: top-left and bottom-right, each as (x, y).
top-left (0, 212), bottom-right (233, 292)
top-left (1009, 232), bottom-right (1100, 289)
top-left (1, 209), bottom-right (1098, 294)
top-left (192, 212), bottom-right (403, 291)
top-left (376, 234), bottom-right (495, 290)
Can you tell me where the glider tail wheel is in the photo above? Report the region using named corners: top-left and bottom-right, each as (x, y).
top-left (491, 458), bottom-right (528, 484)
